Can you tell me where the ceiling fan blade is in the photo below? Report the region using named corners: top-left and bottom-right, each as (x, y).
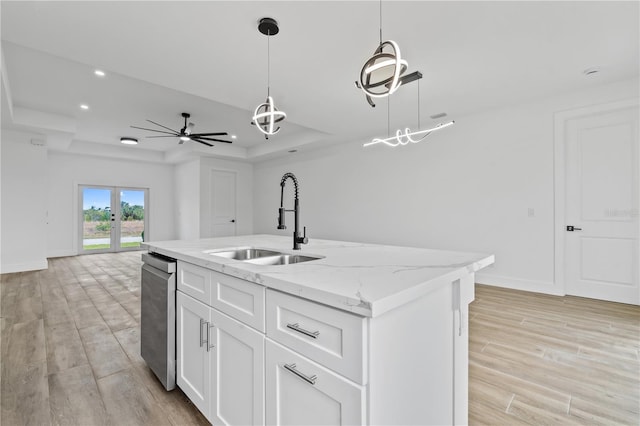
top-left (191, 138), bottom-right (214, 147)
top-left (190, 132), bottom-right (228, 137)
top-left (130, 126), bottom-right (177, 135)
top-left (146, 119), bottom-right (178, 133)
top-left (193, 136), bottom-right (232, 143)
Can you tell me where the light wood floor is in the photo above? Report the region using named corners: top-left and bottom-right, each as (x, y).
top-left (1, 251), bottom-right (208, 426)
top-left (1, 252), bottom-right (638, 425)
top-left (469, 284), bottom-right (640, 425)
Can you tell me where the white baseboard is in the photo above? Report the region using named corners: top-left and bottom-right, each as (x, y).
top-left (475, 272), bottom-right (564, 296)
top-left (0, 259), bottom-right (49, 274)
top-left (47, 249), bottom-right (77, 258)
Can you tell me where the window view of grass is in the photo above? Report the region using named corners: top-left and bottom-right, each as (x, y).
top-left (82, 188), bottom-right (145, 250)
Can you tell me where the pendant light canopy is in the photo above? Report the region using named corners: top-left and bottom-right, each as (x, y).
top-left (252, 17), bottom-right (286, 140)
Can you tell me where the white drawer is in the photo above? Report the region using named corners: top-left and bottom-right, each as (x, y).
top-left (177, 261), bottom-right (212, 305)
top-left (265, 339), bottom-right (365, 426)
top-left (210, 269), bottom-right (265, 333)
top-left (177, 262), bottom-right (265, 332)
top-left (266, 289), bottom-right (367, 385)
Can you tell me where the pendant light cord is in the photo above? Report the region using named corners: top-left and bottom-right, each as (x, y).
top-left (379, 0), bottom-right (383, 45)
top-left (387, 96), bottom-right (390, 138)
top-left (267, 29), bottom-right (271, 97)
top-left (417, 78), bottom-right (421, 130)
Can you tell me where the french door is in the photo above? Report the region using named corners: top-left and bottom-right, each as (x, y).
top-left (79, 185), bottom-right (149, 254)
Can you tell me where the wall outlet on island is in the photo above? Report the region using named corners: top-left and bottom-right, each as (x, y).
top-left (528, 208), bottom-right (535, 217)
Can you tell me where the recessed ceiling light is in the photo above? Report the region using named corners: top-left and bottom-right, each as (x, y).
top-left (231, 135), bottom-right (237, 139)
top-left (120, 137), bottom-right (138, 145)
top-left (94, 69), bottom-right (106, 77)
top-left (80, 104), bottom-right (90, 110)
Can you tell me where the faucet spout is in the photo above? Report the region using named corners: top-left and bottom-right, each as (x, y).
top-left (278, 173), bottom-right (308, 250)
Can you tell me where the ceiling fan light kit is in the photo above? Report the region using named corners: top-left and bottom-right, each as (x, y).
top-left (251, 17), bottom-right (286, 140)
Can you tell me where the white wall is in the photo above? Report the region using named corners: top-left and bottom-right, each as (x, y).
top-left (253, 78), bottom-right (639, 294)
top-left (175, 159), bottom-right (201, 240)
top-left (1, 130), bottom-right (48, 273)
top-left (46, 151), bottom-right (176, 256)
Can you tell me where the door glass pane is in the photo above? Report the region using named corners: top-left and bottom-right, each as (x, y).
top-left (119, 189), bottom-right (145, 249)
top-left (82, 188), bottom-right (112, 251)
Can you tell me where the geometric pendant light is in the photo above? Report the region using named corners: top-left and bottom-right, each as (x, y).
top-left (251, 17), bottom-right (287, 140)
top-left (363, 121), bottom-right (455, 147)
top-left (355, 0), bottom-right (409, 107)
top-left (358, 40), bottom-right (407, 99)
top-left (364, 77), bottom-right (456, 148)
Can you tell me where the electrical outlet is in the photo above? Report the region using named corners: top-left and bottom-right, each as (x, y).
top-left (528, 208), bottom-right (535, 217)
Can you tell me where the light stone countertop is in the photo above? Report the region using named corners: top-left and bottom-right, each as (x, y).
top-left (142, 234), bottom-right (494, 317)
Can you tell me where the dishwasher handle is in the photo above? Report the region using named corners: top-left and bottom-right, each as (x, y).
top-left (142, 252), bottom-right (176, 273)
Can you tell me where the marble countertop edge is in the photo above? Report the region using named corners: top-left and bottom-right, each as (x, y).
top-left (142, 235), bottom-right (494, 318)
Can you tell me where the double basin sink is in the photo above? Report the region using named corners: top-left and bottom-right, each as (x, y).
top-left (207, 248), bottom-right (322, 266)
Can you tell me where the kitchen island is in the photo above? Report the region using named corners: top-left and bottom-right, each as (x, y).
top-left (143, 234), bottom-right (494, 425)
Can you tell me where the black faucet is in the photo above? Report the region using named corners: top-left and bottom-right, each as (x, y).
top-left (277, 172), bottom-right (308, 250)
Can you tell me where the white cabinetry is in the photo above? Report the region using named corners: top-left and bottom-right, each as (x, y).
top-left (176, 259), bottom-right (474, 426)
top-left (209, 306), bottom-right (264, 426)
top-left (176, 262), bottom-right (265, 425)
top-left (266, 289), bottom-right (366, 384)
top-left (265, 339), bottom-right (365, 426)
top-left (176, 291), bottom-right (212, 418)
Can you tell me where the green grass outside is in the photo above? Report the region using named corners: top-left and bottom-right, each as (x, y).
top-left (83, 242), bottom-right (141, 250)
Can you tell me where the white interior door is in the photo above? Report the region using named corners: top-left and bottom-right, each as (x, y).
top-left (209, 170), bottom-right (236, 238)
top-left (565, 106), bottom-right (639, 305)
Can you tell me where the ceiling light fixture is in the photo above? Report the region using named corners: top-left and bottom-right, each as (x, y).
top-left (364, 121), bottom-right (455, 148)
top-left (80, 104), bottom-right (89, 110)
top-left (251, 17), bottom-right (286, 140)
top-left (120, 137), bottom-right (138, 145)
top-left (365, 77), bottom-right (455, 148)
top-left (94, 69), bottom-right (106, 77)
top-left (355, 0), bottom-right (409, 107)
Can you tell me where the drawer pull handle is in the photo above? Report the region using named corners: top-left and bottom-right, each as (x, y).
top-left (207, 323), bottom-right (215, 352)
top-left (284, 363), bottom-right (317, 385)
top-left (199, 319), bottom-right (207, 348)
top-left (286, 323), bottom-right (320, 339)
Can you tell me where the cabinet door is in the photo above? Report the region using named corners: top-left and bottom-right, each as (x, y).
top-left (176, 292), bottom-right (212, 420)
top-left (209, 308), bottom-right (265, 426)
top-left (265, 340), bottom-right (365, 426)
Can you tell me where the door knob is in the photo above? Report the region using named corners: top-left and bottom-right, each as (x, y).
top-left (230, 219), bottom-right (235, 223)
top-left (566, 226), bottom-right (582, 232)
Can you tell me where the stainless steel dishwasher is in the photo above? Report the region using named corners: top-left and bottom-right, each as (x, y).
top-left (141, 252), bottom-right (176, 391)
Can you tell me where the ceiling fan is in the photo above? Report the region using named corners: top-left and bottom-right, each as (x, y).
top-left (131, 112), bottom-right (232, 147)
